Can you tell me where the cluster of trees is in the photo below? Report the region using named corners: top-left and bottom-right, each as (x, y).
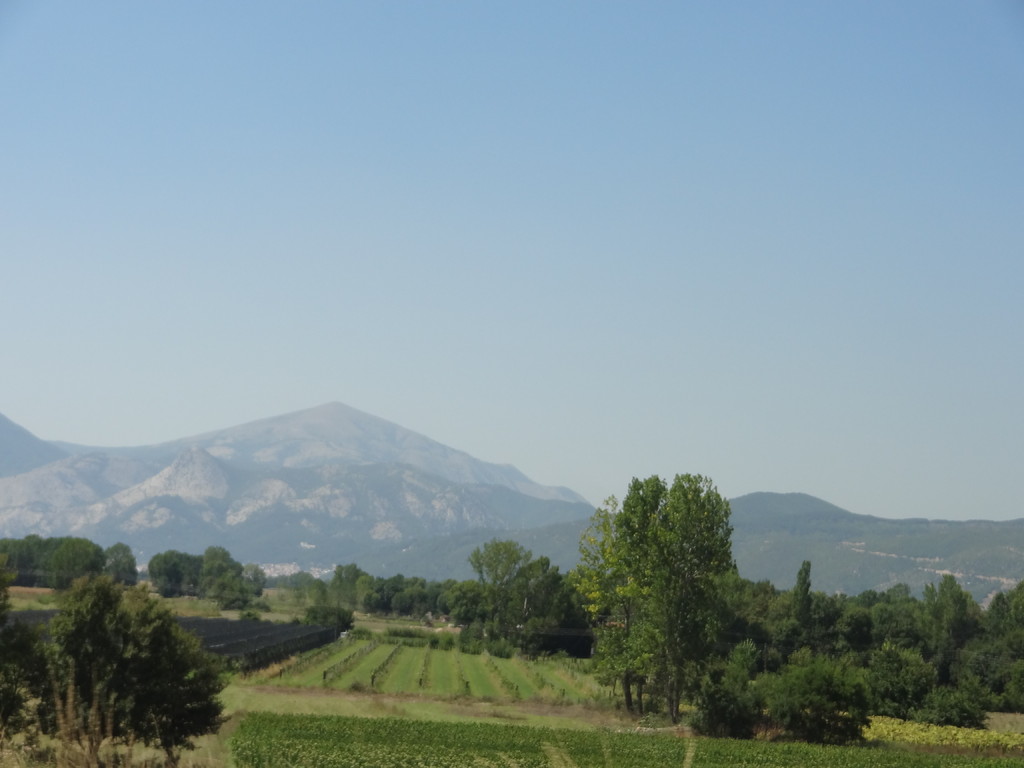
top-left (573, 474), bottom-right (734, 723)
top-left (574, 473), bottom-right (1024, 743)
top-left (147, 547), bottom-right (266, 610)
top-left (0, 560), bottom-right (224, 766)
top-left (275, 545), bottom-right (588, 656)
top-left (0, 536), bottom-right (138, 589)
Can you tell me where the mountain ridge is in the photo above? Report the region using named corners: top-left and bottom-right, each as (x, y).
top-left (46, 403), bottom-right (585, 505)
top-left (0, 405), bottom-right (595, 566)
top-left (2, 407), bottom-right (1022, 601)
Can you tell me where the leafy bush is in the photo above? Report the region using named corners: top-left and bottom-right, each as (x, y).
top-left (912, 676), bottom-right (990, 729)
top-left (763, 650), bottom-right (870, 745)
top-left (867, 642), bottom-right (936, 719)
top-left (692, 639), bottom-right (764, 738)
top-left (430, 632), bottom-right (456, 651)
top-left (486, 637), bottom-right (516, 659)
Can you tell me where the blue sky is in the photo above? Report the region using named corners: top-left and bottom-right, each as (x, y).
top-left (1, 2), bottom-right (1021, 520)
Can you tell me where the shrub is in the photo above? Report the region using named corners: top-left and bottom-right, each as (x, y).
top-left (764, 650), bottom-right (870, 745)
top-left (867, 642), bottom-right (936, 719)
top-left (912, 676), bottom-right (990, 729)
top-left (692, 640), bottom-right (763, 739)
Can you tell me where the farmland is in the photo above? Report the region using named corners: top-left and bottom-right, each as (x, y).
top-left (231, 712), bottom-right (1024, 768)
top-left (244, 630), bottom-right (604, 706)
top-left (224, 631), bottom-right (1024, 768)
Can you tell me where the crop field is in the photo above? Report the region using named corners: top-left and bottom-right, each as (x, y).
top-left (253, 634), bottom-right (602, 704)
top-left (231, 712), bottom-right (1024, 768)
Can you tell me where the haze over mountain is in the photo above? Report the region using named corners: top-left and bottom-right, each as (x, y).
top-left (358, 493), bottom-right (1024, 602)
top-left (2, 405), bottom-right (1023, 602)
top-left (0, 404), bottom-right (593, 566)
top-left (0, 413), bottom-right (67, 478)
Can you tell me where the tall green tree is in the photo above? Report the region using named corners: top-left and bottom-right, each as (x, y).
top-left (575, 474), bottom-right (734, 722)
top-left (644, 474), bottom-right (734, 720)
top-left (574, 497), bottom-right (652, 713)
top-left (923, 574), bottom-right (982, 685)
top-left (469, 539), bottom-right (531, 634)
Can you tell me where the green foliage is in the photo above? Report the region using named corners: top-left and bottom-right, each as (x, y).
top-left (1, 534), bottom-right (111, 588)
top-left (912, 676), bottom-right (991, 729)
top-left (48, 537), bottom-right (105, 590)
top-left (923, 574), bottom-right (982, 685)
top-left (867, 715), bottom-right (1024, 755)
top-left (692, 639), bottom-right (764, 738)
top-left (764, 650), bottom-right (870, 745)
top-left (304, 602), bottom-right (354, 633)
top-left (231, 712), bottom-right (693, 768)
top-left (41, 575), bottom-right (225, 761)
top-left (0, 555), bottom-right (44, 740)
top-left (1001, 659), bottom-right (1024, 712)
top-left (199, 545), bottom-right (251, 609)
top-left (103, 542), bottom-right (138, 585)
top-left (574, 474), bottom-right (733, 720)
top-left (445, 579), bottom-right (487, 625)
top-left (147, 546), bottom-right (264, 609)
top-left (868, 643), bottom-right (936, 720)
top-left (147, 549), bottom-right (203, 597)
top-left (232, 711), bottom-right (1024, 768)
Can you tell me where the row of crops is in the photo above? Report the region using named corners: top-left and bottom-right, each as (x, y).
top-left (257, 633), bottom-right (603, 703)
top-left (231, 712), bottom-right (1024, 768)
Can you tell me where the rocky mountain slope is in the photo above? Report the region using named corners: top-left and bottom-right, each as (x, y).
top-left (0, 404), bottom-right (594, 566)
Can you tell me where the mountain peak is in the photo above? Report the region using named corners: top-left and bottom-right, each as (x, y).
top-left (110, 447), bottom-right (229, 508)
top-left (154, 403), bottom-right (586, 504)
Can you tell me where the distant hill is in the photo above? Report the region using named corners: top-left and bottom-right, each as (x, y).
top-left (355, 493), bottom-right (1024, 601)
top-left (729, 492), bottom-right (1024, 601)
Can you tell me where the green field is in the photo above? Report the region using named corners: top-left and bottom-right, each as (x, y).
top-left (247, 634), bottom-right (596, 704)
top-left (231, 712), bottom-right (1024, 768)
top-left (223, 634), bottom-right (1024, 768)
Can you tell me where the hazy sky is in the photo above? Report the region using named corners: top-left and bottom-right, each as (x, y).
top-left (2, 2), bottom-right (1021, 520)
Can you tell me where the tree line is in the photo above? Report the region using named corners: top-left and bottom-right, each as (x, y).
top-left (273, 541), bottom-right (590, 656)
top-left (0, 535), bottom-right (138, 589)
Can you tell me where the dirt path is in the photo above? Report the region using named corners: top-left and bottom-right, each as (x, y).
top-left (682, 735), bottom-right (696, 768)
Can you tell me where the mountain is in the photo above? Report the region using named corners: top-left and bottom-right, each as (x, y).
top-left (0, 405), bottom-right (595, 567)
top-left (3, 406), bottom-right (1023, 601)
top-left (59, 403), bottom-right (585, 504)
top-left (729, 492), bottom-right (1024, 602)
top-left (353, 492), bottom-right (1024, 601)
top-left (0, 413), bottom-right (67, 478)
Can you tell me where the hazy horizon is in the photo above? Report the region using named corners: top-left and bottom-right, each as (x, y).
top-left (2, 3), bottom-right (1021, 520)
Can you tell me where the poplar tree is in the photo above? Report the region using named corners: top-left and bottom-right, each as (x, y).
top-left (575, 473), bottom-right (734, 722)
